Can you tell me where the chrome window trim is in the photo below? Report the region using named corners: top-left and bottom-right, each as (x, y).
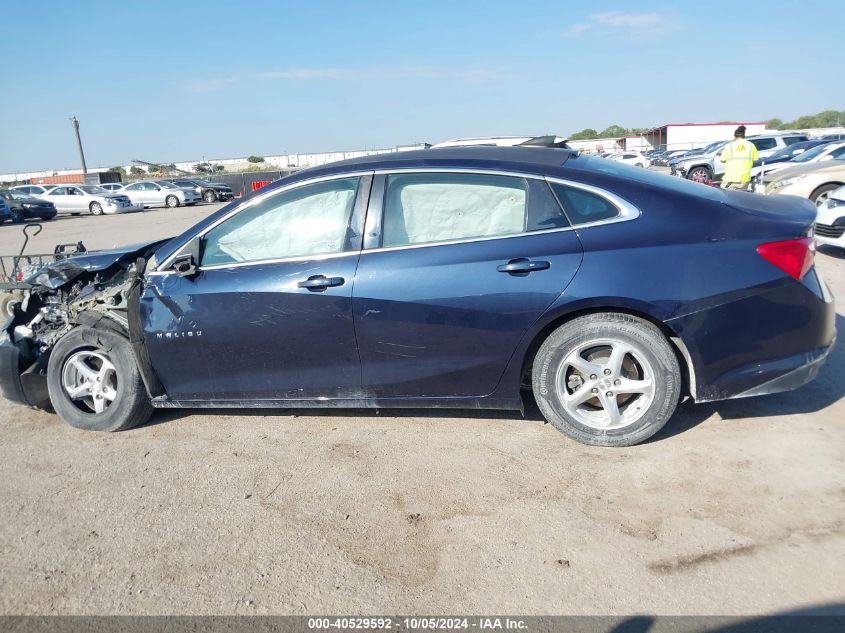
top-left (155, 170), bottom-right (374, 272)
top-left (359, 170), bottom-right (640, 254)
top-left (544, 176), bottom-right (640, 226)
top-left (155, 167), bottom-right (641, 270)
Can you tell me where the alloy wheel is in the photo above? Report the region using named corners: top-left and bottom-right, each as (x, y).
top-left (90, 202), bottom-right (103, 215)
top-left (61, 350), bottom-right (119, 414)
top-left (556, 338), bottom-right (655, 430)
top-left (815, 191), bottom-right (831, 207)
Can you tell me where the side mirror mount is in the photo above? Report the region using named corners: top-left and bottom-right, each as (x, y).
top-left (171, 236), bottom-right (201, 278)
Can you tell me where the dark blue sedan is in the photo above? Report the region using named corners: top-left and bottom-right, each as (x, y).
top-left (0, 147), bottom-right (835, 446)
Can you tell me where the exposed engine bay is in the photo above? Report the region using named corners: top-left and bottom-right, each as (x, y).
top-left (1, 239), bottom-right (168, 408)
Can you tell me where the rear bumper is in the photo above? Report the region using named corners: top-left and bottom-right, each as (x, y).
top-left (669, 270), bottom-right (836, 403)
top-left (731, 341), bottom-right (834, 399)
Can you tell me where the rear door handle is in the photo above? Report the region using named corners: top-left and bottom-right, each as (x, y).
top-left (297, 275), bottom-right (345, 290)
top-left (496, 258), bottom-right (551, 274)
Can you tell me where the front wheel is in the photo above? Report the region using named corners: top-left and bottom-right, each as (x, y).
top-left (532, 313), bottom-right (681, 447)
top-left (90, 202), bottom-right (103, 215)
top-left (687, 166), bottom-right (712, 183)
top-left (203, 190), bottom-right (217, 203)
top-left (165, 195), bottom-right (180, 208)
top-left (47, 326), bottom-right (153, 432)
top-left (810, 184), bottom-right (839, 207)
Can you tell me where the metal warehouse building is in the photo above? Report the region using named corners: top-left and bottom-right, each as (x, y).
top-left (643, 122), bottom-right (767, 152)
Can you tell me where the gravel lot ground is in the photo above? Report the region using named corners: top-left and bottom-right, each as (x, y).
top-left (0, 205), bottom-right (843, 616)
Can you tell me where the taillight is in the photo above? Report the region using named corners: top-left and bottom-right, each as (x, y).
top-left (756, 237), bottom-right (814, 280)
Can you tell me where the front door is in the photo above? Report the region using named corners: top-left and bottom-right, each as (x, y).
top-left (352, 171), bottom-right (584, 398)
top-left (143, 175), bottom-right (371, 402)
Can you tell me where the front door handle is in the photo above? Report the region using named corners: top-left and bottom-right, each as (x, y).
top-left (496, 258), bottom-right (551, 274)
top-left (297, 275), bottom-right (345, 291)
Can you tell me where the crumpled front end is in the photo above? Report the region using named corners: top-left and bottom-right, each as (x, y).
top-left (0, 241), bottom-right (166, 408)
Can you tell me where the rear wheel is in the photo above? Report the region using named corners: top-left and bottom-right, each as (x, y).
top-left (165, 195), bottom-right (179, 208)
top-left (687, 166), bottom-right (712, 183)
top-left (532, 313), bottom-right (681, 447)
top-left (10, 208), bottom-right (25, 223)
top-left (810, 184), bottom-right (840, 207)
top-left (47, 326), bottom-right (153, 432)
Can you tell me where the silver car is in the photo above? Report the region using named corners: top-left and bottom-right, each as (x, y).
top-left (99, 183), bottom-right (126, 192)
top-left (38, 184), bottom-right (142, 216)
top-left (120, 180), bottom-right (201, 208)
top-left (10, 184), bottom-right (56, 197)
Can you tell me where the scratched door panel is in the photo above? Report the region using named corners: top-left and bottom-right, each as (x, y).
top-left (141, 255), bottom-right (362, 401)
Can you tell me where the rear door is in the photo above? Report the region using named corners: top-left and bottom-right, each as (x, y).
top-left (351, 170), bottom-right (583, 398)
top-left (45, 187), bottom-right (73, 213)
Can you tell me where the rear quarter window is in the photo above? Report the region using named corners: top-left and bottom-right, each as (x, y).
top-left (549, 182), bottom-right (619, 224)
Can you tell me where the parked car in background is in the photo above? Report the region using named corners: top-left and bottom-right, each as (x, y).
top-left (169, 178), bottom-right (235, 203)
top-left (749, 139), bottom-right (831, 179)
top-left (0, 147), bottom-right (834, 448)
top-left (609, 151), bottom-right (649, 168)
top-left (764, 158), bottom-right (845, 206)
top-left (0, 189), bottom-right (58, 222)
top-left (820, 133), bottom-right (845, 141)
top-left (814, 184), bottom-right (845, 252)
top-left (99, 183), bottom-right (125, 192)
top-left (10, 185), bottom-right (56, 197)
top-left (120, 180), bottom-right (201, 208)
top-left (0, 195), bottom-right (11, 224)
top-left (673, 133), bottom-right (809, 182)
top-left (38, 185), bottom-right (141, 216)
top-left (652, 149), bottom-right (688, 166)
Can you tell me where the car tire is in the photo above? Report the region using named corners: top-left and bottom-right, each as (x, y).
top-left (687, 166), bottom-right (712, 182)
top-left (810, 184), bottom-right (840, 207)
top-left (0, 292), bottom-right (22, 318)
top-left (90, 202), bottom-right (103, 216)
top-left (203, 190), bottom-right (217, 203)
top-left (532, 313), bottom-right (681, 447)
top-left (10, 209), bottom-right (25, 223)
top-left (46, 326), bottom-right (153, 432)
top-left (165, 195), bottom-right (180, 208)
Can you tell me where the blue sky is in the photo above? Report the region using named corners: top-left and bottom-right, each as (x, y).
top-left (1, 0), bottom-right (842, 172)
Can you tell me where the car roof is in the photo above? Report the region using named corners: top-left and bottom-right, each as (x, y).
top-left (290, 146), bottom-right (577, 181)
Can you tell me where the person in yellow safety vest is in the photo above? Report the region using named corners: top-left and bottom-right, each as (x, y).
top-left (719, 125), bottom-right (758, 191)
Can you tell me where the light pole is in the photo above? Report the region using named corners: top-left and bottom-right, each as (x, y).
top-left (70, 116), bottom-right (88, 175)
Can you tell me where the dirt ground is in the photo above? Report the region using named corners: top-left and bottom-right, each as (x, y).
top-left (0, 206), bottom-right (843, 615)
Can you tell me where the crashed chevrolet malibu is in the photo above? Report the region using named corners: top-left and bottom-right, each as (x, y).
top-left (0, 148), bottom-right (836, 446)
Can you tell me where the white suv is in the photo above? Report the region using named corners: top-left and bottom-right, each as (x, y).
top-left (672, 133), bottom-right (808, 182)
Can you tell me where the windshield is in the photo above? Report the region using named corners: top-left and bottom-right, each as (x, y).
top-left (155, 181), bottom-right (179, 189)
top-left (80, 185), bottom-right (106, 194)
top-left (4, 190), bottom-right (30, 199)
top-left (791, 143), bottom-right (835, 163)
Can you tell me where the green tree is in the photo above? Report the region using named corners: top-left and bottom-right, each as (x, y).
top-left (569, 128), bottom-right (599, 140)
top-left (766, 118), bottom-right (784, 130)
top-left (599, 125), bottom-right (628, 138)
top-left (129, 166), bottom-right (145, 176)
top-left (247, 155), bottom-right (264, 163)
top-left (109, 166), bottom-right (126, 176)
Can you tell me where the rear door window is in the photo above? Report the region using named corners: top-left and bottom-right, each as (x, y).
top-left (381, 173), bottom-right (529, 247)
top-left (750, 138), bottom-right (777, 151)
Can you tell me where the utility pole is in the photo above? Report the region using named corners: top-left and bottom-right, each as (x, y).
top-left (70, 116), bottom-right (88, 175)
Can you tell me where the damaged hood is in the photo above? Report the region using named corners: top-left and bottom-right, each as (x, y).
top-left (26, 238), bottom-right (172, 289)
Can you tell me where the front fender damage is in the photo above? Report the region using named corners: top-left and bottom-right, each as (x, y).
top-left (1, 247), bottom-right (165, 408)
